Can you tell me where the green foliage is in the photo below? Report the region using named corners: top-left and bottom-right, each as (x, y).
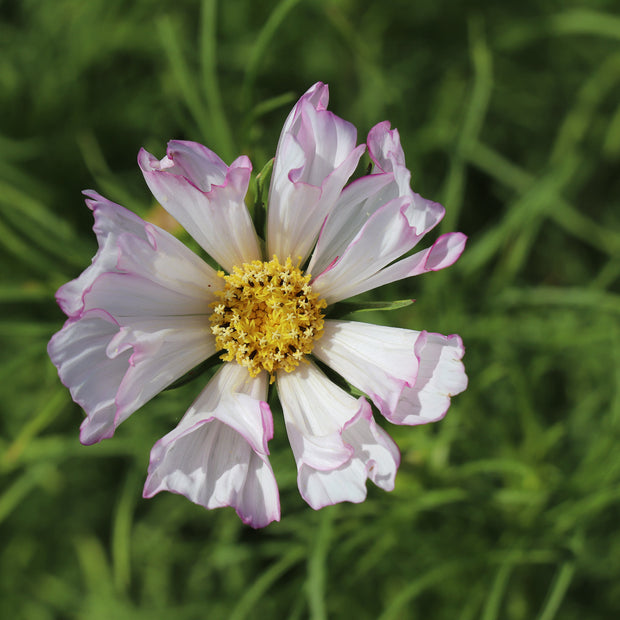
top-left (1, 0), bottom-right (620, 618)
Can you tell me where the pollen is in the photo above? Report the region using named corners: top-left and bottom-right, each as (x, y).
top-left (209, 256), bottom-right (327, 380)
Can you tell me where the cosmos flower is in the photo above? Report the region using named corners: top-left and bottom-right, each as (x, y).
top-left (48, 82), bottom-right (467, 528)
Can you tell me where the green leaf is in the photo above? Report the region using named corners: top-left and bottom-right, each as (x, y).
top-left (252, 158), bottom-right (274, 240)
top-left (163, 352), bottom-right (223, 391)
top-left (240, 0), bottom-right (303, 114)
top-left (312, 358), bottom-right (354, 395)
top-left (326, 298), bottom-right (414, 319)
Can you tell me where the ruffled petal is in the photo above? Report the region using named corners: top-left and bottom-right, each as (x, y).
top-left (308, 121), bottom-right (445, 278)
top-left (340, 406), bottom-right (400, 492)
top-left (312, 320), bottom-right (420, 419)
top-left (79, 204), bottom-right (217, 319)
top-left (313, 321), bottom-right (466, 426)
top-left (139, 140), bottom-right (260, 271)
top-left (276, 361), bottom-right (361, 477)
top-left (367, 121), bottom-right (445, 237)
top-left (306, 172), bottom-right (393, 277)
top-left (48, 310), bottom-right (215, 444)
top-left (296, 404), bottom-right (400, 510)
top-left (277, 361), bottom-right (358, 435)
top-left (56, 191), bottom-right (150, 318)
top-left (143, 364), bottom-right (280, 528)
top-left (311, 196), bottom-right (419, 303)
top-left (56, 190), bottom-right (219, 319)
top-left (267, 82), bottom-right (365, 262)
top-left (309, 120), bottom-right (467, 303)
top-left (109, 315), bottom-right (216, 423)
top-left (389, 332), bottom-right (468, 425)
top-left (277, 362), bottom-right (398, 509)
top-left (49, 191), bottom-right (219, 444)
top-left (115, 220), bottom-right (221, 302)
top-left (47, 310), bottom-right (128, 445)
top-left (313, 231), bottom-right (467, 303)
top-left (342, 231), bottom-right (468, 300)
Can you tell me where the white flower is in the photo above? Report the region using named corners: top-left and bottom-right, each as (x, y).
top-left (48, 82), bottom-right (467, 528)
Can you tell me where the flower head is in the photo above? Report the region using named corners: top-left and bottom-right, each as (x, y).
top-left (48, 82), bottom-right (467, 528)
top-left (209, 256), bottom-right (327, 378)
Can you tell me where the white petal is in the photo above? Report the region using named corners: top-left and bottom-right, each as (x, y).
top-left (56, 192), bottom-right (151, 318)
top-left (307, 172), bottom-right (394, 277)
top-left (277, 362), bottom-right (360, 473)
top-left (309, 122), bottom-right (465, 303)
top-left (277, 361), bottom-right (359, 436)
top-left (367, 121), bottom-right (445, 237)
top-left (55, 189), bottom-right (218, 321)
top-left (297, 452), bottom-right (368, 508)
top-left (49, 189), bottom-right (221, 444)
top-left (110, 315), bottom-right (216, 423)
top-left (314, 231), bottom-right (467, 303)
top-left (83, 272), bottom-right (210, 319)
top-left (307, 122), bottom-right (445, 278)
top-left (345, 232), bottom-right (468, 300)
top-left (116, 221), bottom-right (220, 302)
top-left (278, 82), bottom-right (329, 148)
top-left (267, 82), bottom-right (364, 262)
top-left (277, 362), bottom-right (398, 509)
top-left (144, 364), bottom-right (280, 528)
top-left (341, 406), bottom-right (400, 492)
top-left (312, 320), bottom-right (420, 419)
top-left (48, 309), bottom-right (215, 444)
top-left (296, 404), bottom-right (400, 509)
top-left (47, 310), bottom-right (128, 445)
top-left (82, 216), bottom-right (218, 319)
top-left (139, 141), bottom-right (260, 270)
top-left (389, 332), bottom-right (468, 425)
top-left (311, 196), bottom-right (419, 303)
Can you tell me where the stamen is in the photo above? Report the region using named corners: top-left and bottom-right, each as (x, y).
top-left (209, 256), bottom-right (327, 381)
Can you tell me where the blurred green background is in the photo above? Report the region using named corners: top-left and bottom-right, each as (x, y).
top-left (2, 0), bottom-right (620, 618)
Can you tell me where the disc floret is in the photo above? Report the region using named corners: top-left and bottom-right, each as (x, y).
top-left (210, 256), bottom-right (327, 379)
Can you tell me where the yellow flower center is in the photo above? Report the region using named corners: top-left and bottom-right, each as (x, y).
top-left (210, 256), bottom-right (327, 380)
